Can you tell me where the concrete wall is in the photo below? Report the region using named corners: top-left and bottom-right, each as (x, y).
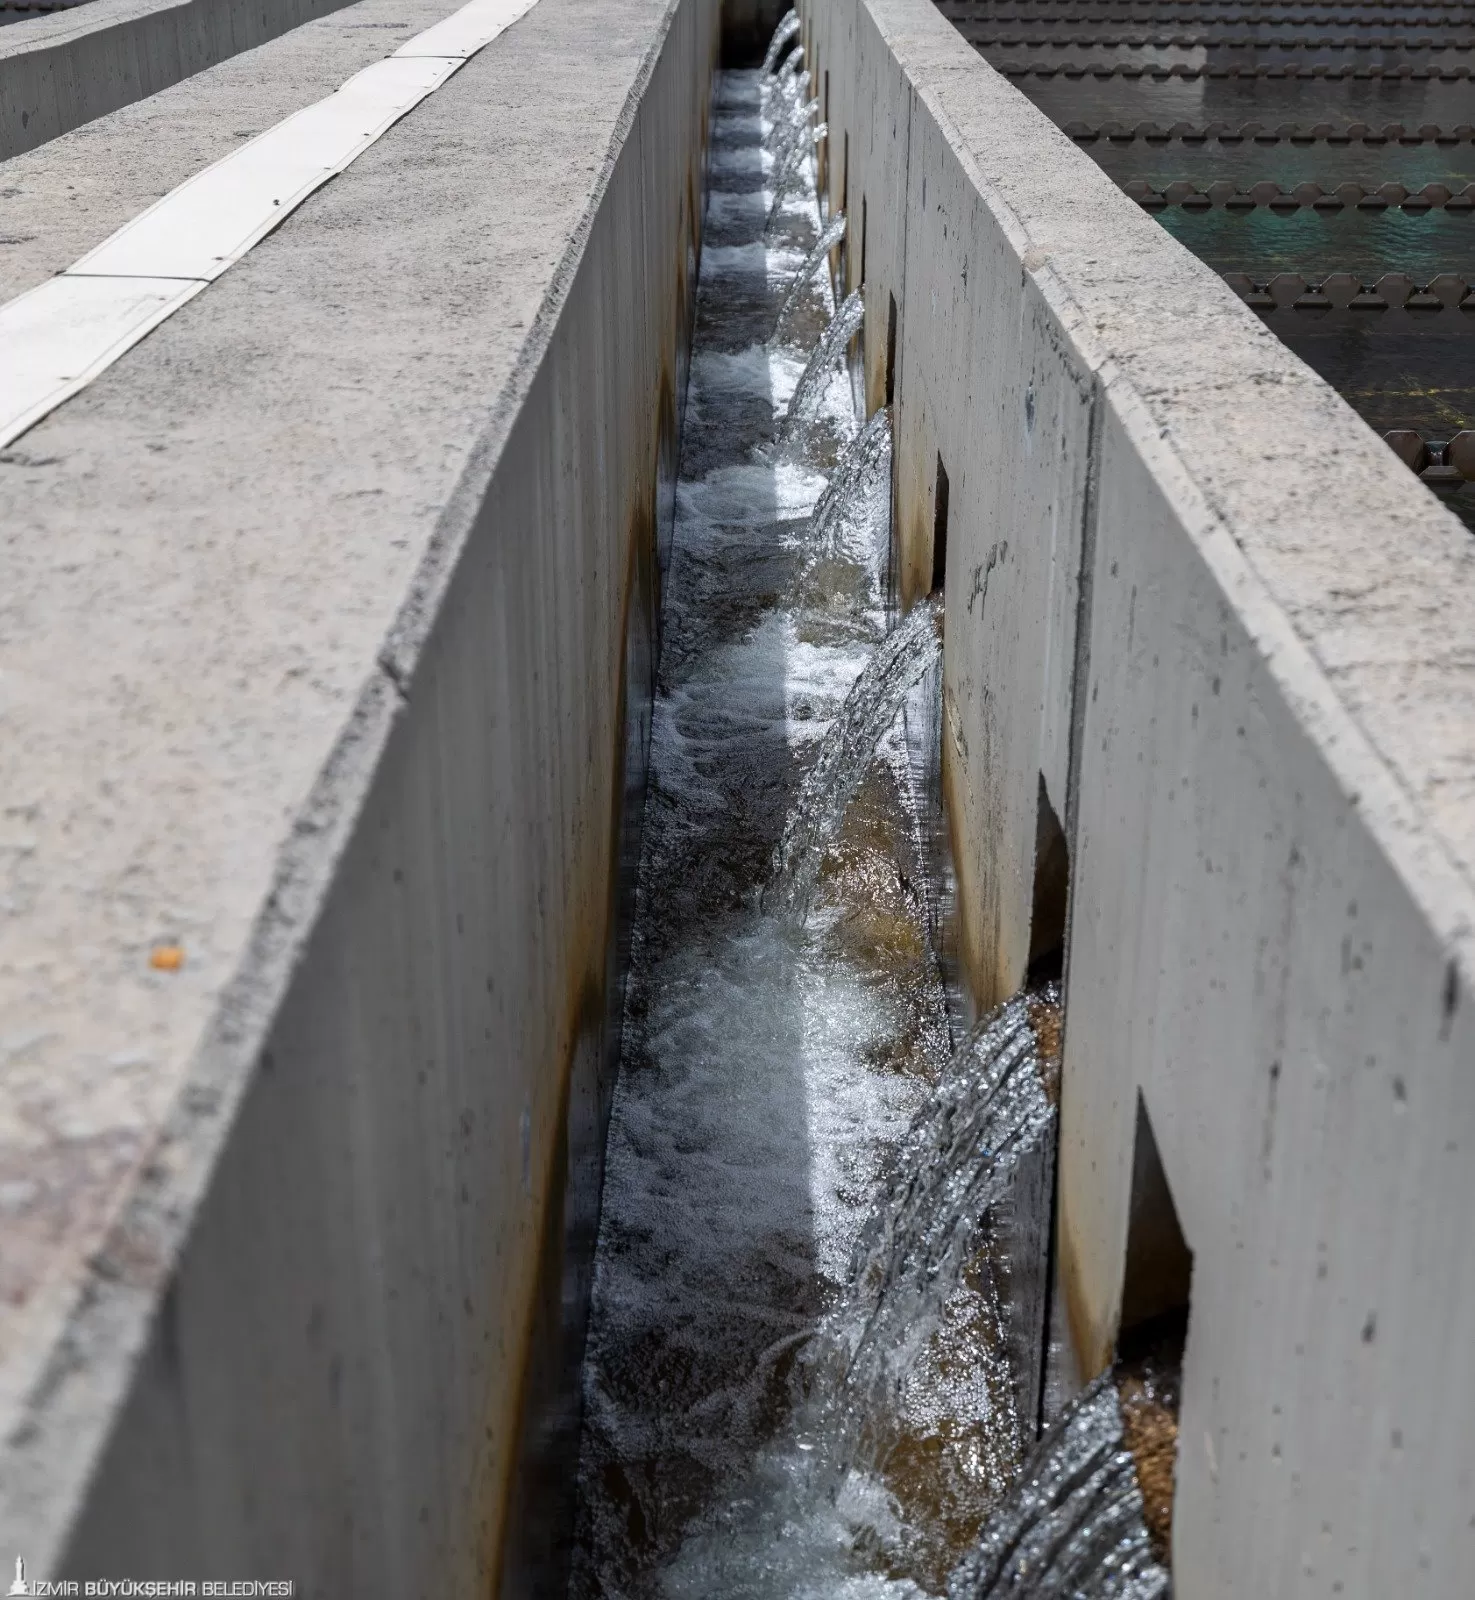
top-left (0, 0), bottom-right (378, 159)
top-left (801, 0), bottom-right (1475, 1592)
top-left (0, 0), bottom-right (716, 1589)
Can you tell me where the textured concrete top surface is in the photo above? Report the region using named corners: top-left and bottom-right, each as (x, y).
top-left (0, 0), bottom-right (676, 1450)
top-left (866, 0), bottom-right (1475, 943)
top-left (0, 0), bottom-right (373, 161)
top-left (0, 0), bottom-right (470, 301)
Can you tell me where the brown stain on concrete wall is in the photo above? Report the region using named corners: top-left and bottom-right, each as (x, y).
top-left (943, 703), bottom-right (1035, 1021)
top-left (941, 712), bottom-right (1012, 1018)
top-left (485, 342), bottom-right (681, 1596)
top-left (901, 476), bottom-right (932, 614)
top-left (488, 978), bottom-right (604, 1598)
top-left (865, 306), bottom-right (886, 419)
top-left (1057, 1194), bottom-right (1118, 1384)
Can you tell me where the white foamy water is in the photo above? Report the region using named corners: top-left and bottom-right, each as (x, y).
top-left (571, 66), bottom-right (1052, 1600)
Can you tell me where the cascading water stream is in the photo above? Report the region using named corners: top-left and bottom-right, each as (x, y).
top-left (774, 215), bottom-right (846, 332)
top-left (808, 407), bottom-right (892, 569)
top-left (948, 1379), bottom-right (1171, 1600)
top-left (764, 595), bottom-right (941, 918)
top-left (571, 64), bottom-right (953, 1598)
top-left (763, 52), bottom-right (808, 121)
top-left (766, 106), bottom-right (821, 200)
top-left (768, 98), bottom-right (819, 161)
top-left (776, 39), bottom-right (806, 83)
top-left (655, 985), bottom-right (1069, 1599)
top-left (777, 290), bottom-right (865, 445)
top-left (807, 987), bottom-right (1060, 1431)
top-left (571, 20), bottom-right (1171, 1599)
top-left (771, 65), bottom-right (810, 108)
top-left (760, 8), bottom-right (799, 73)
top-left (768, 122), bottom-right (827, 228)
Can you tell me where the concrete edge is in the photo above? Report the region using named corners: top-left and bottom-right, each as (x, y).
top-left (378, 0), bottom-right (688, 691)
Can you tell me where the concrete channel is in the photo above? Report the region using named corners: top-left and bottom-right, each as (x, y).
top-left (0, 0), bottom-right (1471, 1591)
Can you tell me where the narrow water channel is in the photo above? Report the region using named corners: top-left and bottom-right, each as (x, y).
top-left (569, 52), bottom-right (1171, 1600)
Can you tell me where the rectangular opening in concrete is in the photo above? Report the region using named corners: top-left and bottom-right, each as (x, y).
top-left (840, 129), bottom-right (850, 289)
top-left (1121, 1093), bottom-right (1193, 1343)
top-left (931, 452), bottom-right (949, 595)
top-left (1114, 1094), bottom-right (1192, 1570)
top-left (885, 288), bottom-right (897, 406)
top-left (1027, 774), bottom-right (1069, 985)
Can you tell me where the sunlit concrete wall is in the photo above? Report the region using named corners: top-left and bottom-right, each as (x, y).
top-left (0, 0), bottom-right (716, 1590)
top-left (802, 0), bottom-right (1475, 1592)
top-left (805, 2), bottom-right (1092, 1019)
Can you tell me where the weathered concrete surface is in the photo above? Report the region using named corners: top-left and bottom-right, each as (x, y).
top-left (0, 0), bottom-right (489, 300)
top-left (0, 0), bottom-right (375, 160)
top-left (0, 0), bottom-right (715, 1586)
top-left (803, 0), bottom-right (1475, 1592)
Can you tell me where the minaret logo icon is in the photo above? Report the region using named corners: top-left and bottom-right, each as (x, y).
top-left (6, 1556), bottom-right (27, 1596)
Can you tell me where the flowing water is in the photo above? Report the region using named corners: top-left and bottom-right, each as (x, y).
top-left (769, 125), bottom-right (829, 228)
top-left (775, 216), bottom-right (847, 331)
top-left (778, 292), bottom-right (866, 447)
top-left (808, 408), bottom-right (892, 569)
top-left (766, 82), bottom-right (816, 151)
top-left (776, 40), bottom-right (806, 84)
top-left (804, 988), bottom-right (1059, 1435)
top-left (770, 99), bottom-right (819, 166)
top-left (765, 596), bottom-right (941, 919)
top-left (948, 1379), bottom-right (1170, 1600)
top-left (760, 9), bottom-right (799, 73)
top-left (570, 38), bottom-right (1169, 1600)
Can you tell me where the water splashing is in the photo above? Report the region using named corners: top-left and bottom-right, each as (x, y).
top-left (575, 65), bottom-right (1155, 1600)
top-left (761, 8), bottom-right (800, 73)
top-left (768, 96), bottom-right (819, 160)
top-left (809, 407), bottom-right (892, 569)
top-left (767, 121), bottom-right (827, 226)
top-left (766, 595), bottom-right (941, 917)
top-left (778, 290), bottom-right (863, 444)
top-left (657, 986), bottom-right (1066, 1597)
top-left (808, 989), bottom-right (1058, 1429)
top-left (776, 39), bottom-right (806, 82)
top-left (573, 74), bottom-right (941, 1599)
top-left (775, 65), bottom-right (810, 103)
top-left (763, 69), bottom-right (812, 143)
top-left (948, 1377), bottom-right (1172, 1600)
top-left (774, 215), bottom-right (846, 332)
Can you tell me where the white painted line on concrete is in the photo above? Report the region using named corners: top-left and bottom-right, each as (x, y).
top-left (1, 276), bottom-right (205, 445)
top-left (71, 57), bottom-right (461, 281)
top-left (0, 0), bottom-right (540, 450)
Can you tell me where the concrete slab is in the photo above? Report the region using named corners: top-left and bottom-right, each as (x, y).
top-left (0, 0), bottom-right (497, 302)
top-left (0, 0), bottom-right (715, 1582)
top-left (803, 0), bottom-right (1475, 1591)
